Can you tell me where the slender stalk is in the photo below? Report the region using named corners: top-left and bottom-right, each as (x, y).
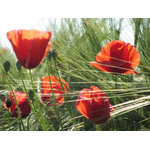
top-left (29, 70), bottom-right (39, 108)
top-left (53, 60), bottom-right (76, 126)
top-left (6, 74), bottom-right (23, 131)
top-left (8, 109), bottom-right (10, 131)
top-left (27, 113), bottom-right (33, 131)
top-left (54, 61), bottom-right (67, 95)
top-left (19, 71), bottom-right (47, 130)
top-left (47, 58), bottom-right (63, 130)
top-left (29, 69), bottom-right (54, 131)
top-left (96, 125), bottom-right (101, 131)
top-left (115, 75), bottom-right (118, 89)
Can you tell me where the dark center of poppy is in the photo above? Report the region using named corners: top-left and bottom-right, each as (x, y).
top-left (6, 98), bottom-right (12, 108)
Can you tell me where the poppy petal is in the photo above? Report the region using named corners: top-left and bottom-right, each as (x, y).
top-left (3, 91), bottom-right (31, 118)
top-left (89, 62), bottom-right (111, 73)
top-left (7, 30), bottom-right (24, 66)
top-left (76, 86), bottom-right (114, 124)
top-left (7, 29), bottom-right (52, 69)
top-left (43, 42), bottom-right (51, 59)
top-left (25, 31), bottom-right (52, 68)
top-left (76, 89), bottom-right (93, 119)
top-left (91, 40), bottom-right (140, 75)
top-left (91, 99), bottom-right (111, 124)
top-left (90, 85), bottom-right (106, 102)
top-left (41, 76), bottom-right (69, 106)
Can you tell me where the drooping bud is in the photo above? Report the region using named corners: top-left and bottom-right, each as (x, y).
top-left (3, 61), bottom-right (11, 73)
top-left (47, 49), bottom-right (57, 61)
top-left (16, 61), bottom-right (22, 72)
top-left (6, 98), bottom-right (11, 108)
top-left (52, 49), bottom-right (57, 61)
top-left (47, 51), bottom-right (52, 61)
top-left (28, 90), bottom-right (34, 102)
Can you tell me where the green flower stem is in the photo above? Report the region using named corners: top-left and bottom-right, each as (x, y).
top-left (115, 75), bottom-right (118, 89)
top-left (96, 125), bottom-right (101, 131)
top-left (47, 58), bottom-right (63, 130)
top-left (8, 109), bottom-right (10, 131)
top-left (29, 69), bottom-right (54, 131)
top-left (53, 60), bottom-right (76, 126)
top-left (54, 60), bottom-right (67, 95)
top-left (27, 113), bottom-right (34, 131)
top-left (19, 71), bottom-right (47, 130)
top-left (6, 74), bottom-right (24, 131)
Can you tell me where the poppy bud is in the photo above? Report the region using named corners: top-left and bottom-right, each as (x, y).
top-left (47, 49), bottom-right (57, 61)
top-left (28, 90), bottom-right (34, 102)
top-left (6, 98), bottom-right (11, 108)
top-left (47, 51), bottom-right (52, 61)
top-left (16, 61), bottom-right (22, 72)
top-left (52, 49), bottom-right (57, 61)
top-left (3, 61), bottom-right (11, 73)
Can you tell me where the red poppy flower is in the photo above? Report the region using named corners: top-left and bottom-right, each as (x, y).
top-left (7, 29), bottom-right (52, 69)
top-left (90, 40), bottom-right (140, 75)
top-left (4, 91), bottom-right (31, 118)
top-left (41, 76), bottom-right (69, 106)
top-left (76, 86), bottom-right (115, 124)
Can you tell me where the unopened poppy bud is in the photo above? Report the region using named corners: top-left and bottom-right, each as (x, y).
top-left (28, 90), bottom-right (34, 102)
top-left (52, 49), bottom-right (57, 61)
top-left (47, 51), bottom-right (52, 61)
top-left (47, 49), bottom-right (57, 61)
top-left (16, 61), bottom-right (22, 72)
top-left (6, 98), bottom-right (11, 108)
top-left (3, 61), bottom-right (11, 73)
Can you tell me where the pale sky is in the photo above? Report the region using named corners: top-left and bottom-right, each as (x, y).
top-left (0, 17), bottom-right (134, 51)
top-left (0, 0), bottom-right (141, 50)
top-left (0, 18), bottom-right (50, 49)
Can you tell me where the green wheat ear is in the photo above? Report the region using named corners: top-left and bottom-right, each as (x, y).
top-left (139, 61), bottom-right (150, 72)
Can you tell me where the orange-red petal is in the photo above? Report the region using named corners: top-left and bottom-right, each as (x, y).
top-left (90, 40), bottom-right (140, 75)
top-left (76, 89), bottom-right (92, 119)
top-left (3, 91), bottom-right (31, 118)
top-left (43, 42), bottom-right (51, 59)
top-left (76, 86), bottom-right (114, 124)
top-left (41, 76), bottom-right (69, 106)
top-left (7, 29), bottom-right (52, 69)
